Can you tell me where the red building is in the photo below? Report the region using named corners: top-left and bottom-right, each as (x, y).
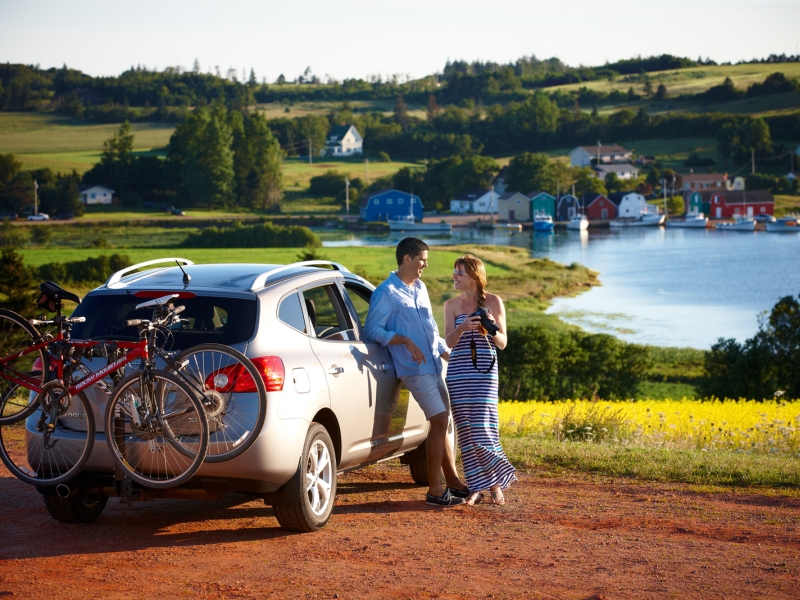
top-left (581, 193), bottom-right (616, 220)
top-left (701, 190), bottom-right (774, 220)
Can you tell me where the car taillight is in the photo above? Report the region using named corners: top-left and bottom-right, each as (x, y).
top-left (204, 356), bottom-right (285, 393)
top-left (32, 357), bottom-right (43, 371)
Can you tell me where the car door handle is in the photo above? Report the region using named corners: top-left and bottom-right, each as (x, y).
top-left (327, 366), bottom-right (344, 375)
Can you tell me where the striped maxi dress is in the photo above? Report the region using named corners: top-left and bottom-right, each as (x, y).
top-left (445, 314), bottom-right (517, 492)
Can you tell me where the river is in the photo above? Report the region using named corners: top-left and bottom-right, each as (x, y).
top-left (322, 227), bottom-right (800, 349)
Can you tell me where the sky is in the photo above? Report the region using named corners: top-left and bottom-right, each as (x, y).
top-left (1, 0), bottom-right (798, 82)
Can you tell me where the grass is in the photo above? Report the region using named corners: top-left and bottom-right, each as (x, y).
top-left (499, 398), bottom-right (800, 487)
top-left (504, 437), bottom-right (800, 488)
top-left (774, 194), bottom-right (800, 216)
top-left (281, 158), bottom-right (423, 191)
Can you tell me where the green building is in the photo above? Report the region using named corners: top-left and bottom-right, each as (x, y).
top-left (529, 191), bottom-right (556, 218)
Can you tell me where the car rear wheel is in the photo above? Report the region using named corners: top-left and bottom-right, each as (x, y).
top-left (43, 491), bottom-right (108, 523)
top-left (273, 423), bottom-right (336, 532)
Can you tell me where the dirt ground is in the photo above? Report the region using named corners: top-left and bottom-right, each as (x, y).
top-left (1, 462), bottom-right (798, 599)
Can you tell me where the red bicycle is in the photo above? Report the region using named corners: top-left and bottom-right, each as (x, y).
top-left (0, 282), bottom-right (208, 488)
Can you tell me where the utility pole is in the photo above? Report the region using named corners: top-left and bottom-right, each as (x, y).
top-left (597, 140), bottom-right (601, 168)
top-left (365, 158), bottom-right (370, 184)
top-left (34, 179), bottom-right (38, 215)
top-left (751, 148), bottom-right (755, 175)
top-left (308, 138), bottom-right (312, 166)
top-left (345, 177), bottom-right (350, 215)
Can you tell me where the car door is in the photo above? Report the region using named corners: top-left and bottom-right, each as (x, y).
top-left (299, 280), bottom-right (376, 469)
top-left (340, 281), bottom-right (427, 458)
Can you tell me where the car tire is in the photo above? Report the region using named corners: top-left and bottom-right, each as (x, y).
top-left (408, 459), bottom-right (429, 485)
top-left (406, 415), bottom-right (457, 487)
top-left (273, 423), bottom-right (337, 533)
top-left (43, 492), bottom-right (108, 523)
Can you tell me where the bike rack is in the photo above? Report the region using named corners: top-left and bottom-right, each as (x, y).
top-left (249, 260), bottom-right (350, 291)
top-left (105, 258), bottom-right (195, 288)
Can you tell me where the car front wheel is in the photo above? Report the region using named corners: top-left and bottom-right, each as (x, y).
top-left (273, 423), bottom-right (336, 532)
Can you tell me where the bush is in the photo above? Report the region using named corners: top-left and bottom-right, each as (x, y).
top-left (498, 324), bottom-right (651, 400)
top-left (37, 254), bottom-right (130, 285)
top-left (308, 171), bottom-right (346, 197)
top-left (181, 219), bottom-right (320, 248)
top-left (376, 151), bottom-right (391, 163)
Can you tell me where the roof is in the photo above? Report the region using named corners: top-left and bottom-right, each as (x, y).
top-left (607, 191), bottom-right (642, 204)
top-left (526, 190), bottom-right (555, 199)
top-left (79, 184), bottom-right (114, 193)
top-left (452, 189), bottom-right (492, 202)
top-left (696, 190), bottom-right (774, 204)
top-left (327, 124), bottom-right (356, 142)
top-left (575, 145), bottom-right (630, 155)
top-left (359, 188), bottom-right (418, 208)
top-left (681, 173), bottom-right (727, 182)
top-left (581, 193), bottom-right (607, 205)
top-left (594, 164), bottom-right (638, 173)
top-left (498, 191), bottom-right (527, 201)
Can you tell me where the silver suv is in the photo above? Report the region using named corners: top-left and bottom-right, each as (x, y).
top-left (43, 258), bottom-right (435, 531)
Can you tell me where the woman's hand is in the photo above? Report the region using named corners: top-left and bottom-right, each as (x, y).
top-left (461, 315), bottom-right (482, 333)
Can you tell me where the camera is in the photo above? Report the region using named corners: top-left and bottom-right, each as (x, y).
top-left (470, 307), bottom-right (500, 337)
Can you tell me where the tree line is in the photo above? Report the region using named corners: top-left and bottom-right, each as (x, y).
top-left (81, 106), bottom-right (282, 210)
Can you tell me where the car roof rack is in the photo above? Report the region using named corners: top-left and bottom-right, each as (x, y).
top-left (105, 258), bottom-right (195, 288)
top-left (249, 260), bottom-right (350, 291)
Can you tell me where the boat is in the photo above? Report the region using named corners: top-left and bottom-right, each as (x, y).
top-left (716, 214), bottom-right (755, 232)
top-left (533, 213), bottom-right (554, 232)
top-left (766, 214), bottom-right (800, 233)
top-left (566, 214), bottom-right (589, 231)
top-left (387, 214), bottom-right (452, 234)
top-left (491, 222), bottom-right (523, 231)
top-left (609, 212), bottom-right (665, 228)
top-left (666, 211), bottom-right (708, 229)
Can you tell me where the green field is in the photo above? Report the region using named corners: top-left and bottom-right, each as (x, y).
top-left (0, 112), bottom-right (173, 174)
top-left (550, 62), bottom-right (800, 98)
top-left (281, 158), bottom-right (422, 190)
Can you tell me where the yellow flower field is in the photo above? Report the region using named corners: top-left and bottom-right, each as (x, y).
top-left (498, 398), bottom-right (800, 455)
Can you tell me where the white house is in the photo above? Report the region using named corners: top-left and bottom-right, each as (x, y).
top-left (449, 189), bottom-right (497, 214)
top-left (79, 185), bottom-right (114, 205)
top-left (570, 144), bottom-right (632, 168)
top-left (608, 192), bottom-right (658, 218)
top-left (325, 125), bottom-right (363, 156)
top-left (593, 163), bottom-right (639, 180)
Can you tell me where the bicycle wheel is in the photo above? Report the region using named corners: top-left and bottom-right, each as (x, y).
top-left (167, 344), bottom-right (266, 463)
top-left (0, 385), bottom-right (94, 486)
top-left (0, 309), bottom-right (50, 425)
top-left (105, 371), bottom-right (208, 489)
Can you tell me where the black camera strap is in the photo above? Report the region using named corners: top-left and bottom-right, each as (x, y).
top-left (470, 331), bottom-right (496, 374)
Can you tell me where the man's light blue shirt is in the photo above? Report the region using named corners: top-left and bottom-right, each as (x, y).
top-left (364, 271), bottom-right (448, 378)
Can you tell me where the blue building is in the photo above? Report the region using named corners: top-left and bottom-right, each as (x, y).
top-left (359, 189), bottom-right (423, 222)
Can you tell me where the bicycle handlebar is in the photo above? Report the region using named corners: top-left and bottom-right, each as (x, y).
top-left (123, 319), bottom-right (143, 327)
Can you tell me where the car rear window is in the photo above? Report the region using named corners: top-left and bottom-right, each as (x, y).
top-left (69, 294), bottom-right (257, 350)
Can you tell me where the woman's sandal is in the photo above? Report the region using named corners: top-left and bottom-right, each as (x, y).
top-left (490, 487), bottom-right (505, 506)
top-left (466, 491), bottom-right (484, 505)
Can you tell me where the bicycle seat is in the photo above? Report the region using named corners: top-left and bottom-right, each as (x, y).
top-left (36, 281), bottom-right (82, 312)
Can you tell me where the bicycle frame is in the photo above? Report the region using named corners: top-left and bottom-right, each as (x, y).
top-left (0, 331), bottom-right (146, 398)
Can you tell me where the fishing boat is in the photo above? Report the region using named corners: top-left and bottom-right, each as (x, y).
top-left (533, 213), bottom-right (554, 232)
top-left (609, 212), bottom-right (665, 228)
top-left (716, 214), bottom-right (755, 232)
top-left (666, 211), bottom-right (708, 229)
top-left (766, 214), bottom-right (800, 233)
top-left (566, 214), bottom-right (589, 231)
top-left (387, 214), bottom-right (452, 234)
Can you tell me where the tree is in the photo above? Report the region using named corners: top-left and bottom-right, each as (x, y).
top-left (393, 93), bottom-right (409, 129)
top-left (643, 78), bottom-right (653, 98)
top-left (573, 166), bottom-right (606, 197)
top-left (653, 83), bottom-right (667, 101)
top-left (426, 95), bottom-right (440, 123)
top-left (0, 247), bottom-right (35, 314)
top-left (604, 172), bottom-right (623, 194)
top-left (99, 121), bottom-right (135, 188)
top-left (184, 106), bottom-right (235, 208)
top-left (506, 152), bottom-right (555, 195)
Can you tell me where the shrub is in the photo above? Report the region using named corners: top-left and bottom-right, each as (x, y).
top-left (181, 219), bottom-right (320, 248)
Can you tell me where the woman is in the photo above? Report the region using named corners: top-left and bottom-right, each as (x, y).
top-left (444, 254), bottom-right (517, 505)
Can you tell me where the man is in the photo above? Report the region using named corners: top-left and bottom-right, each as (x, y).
top-left (364, 237), bottom-right (470, 507)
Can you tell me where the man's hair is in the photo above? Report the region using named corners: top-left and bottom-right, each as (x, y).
top-left (395, 237), bottom-right (429, 266)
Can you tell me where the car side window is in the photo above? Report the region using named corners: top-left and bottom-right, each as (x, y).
top-left (277, 292), bottom-right (306, 333)
top-left (343, 283), bottom-right (372, 328)
top-left (301, 284), bottom-right (356, 341)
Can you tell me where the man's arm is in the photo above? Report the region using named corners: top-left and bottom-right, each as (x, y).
top-left (364, 287), bottom-right (427, 365)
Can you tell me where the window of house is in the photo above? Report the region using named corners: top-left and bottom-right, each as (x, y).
top-left (386, 198), bottom-right (393, 204)
top-left (398, 198), bottom-right (404, 204)
top-left (373, 198), bottom-right (379, 205)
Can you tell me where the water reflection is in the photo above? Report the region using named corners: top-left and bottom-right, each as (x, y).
top-left (321, 226), bottom-right (800, 349)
